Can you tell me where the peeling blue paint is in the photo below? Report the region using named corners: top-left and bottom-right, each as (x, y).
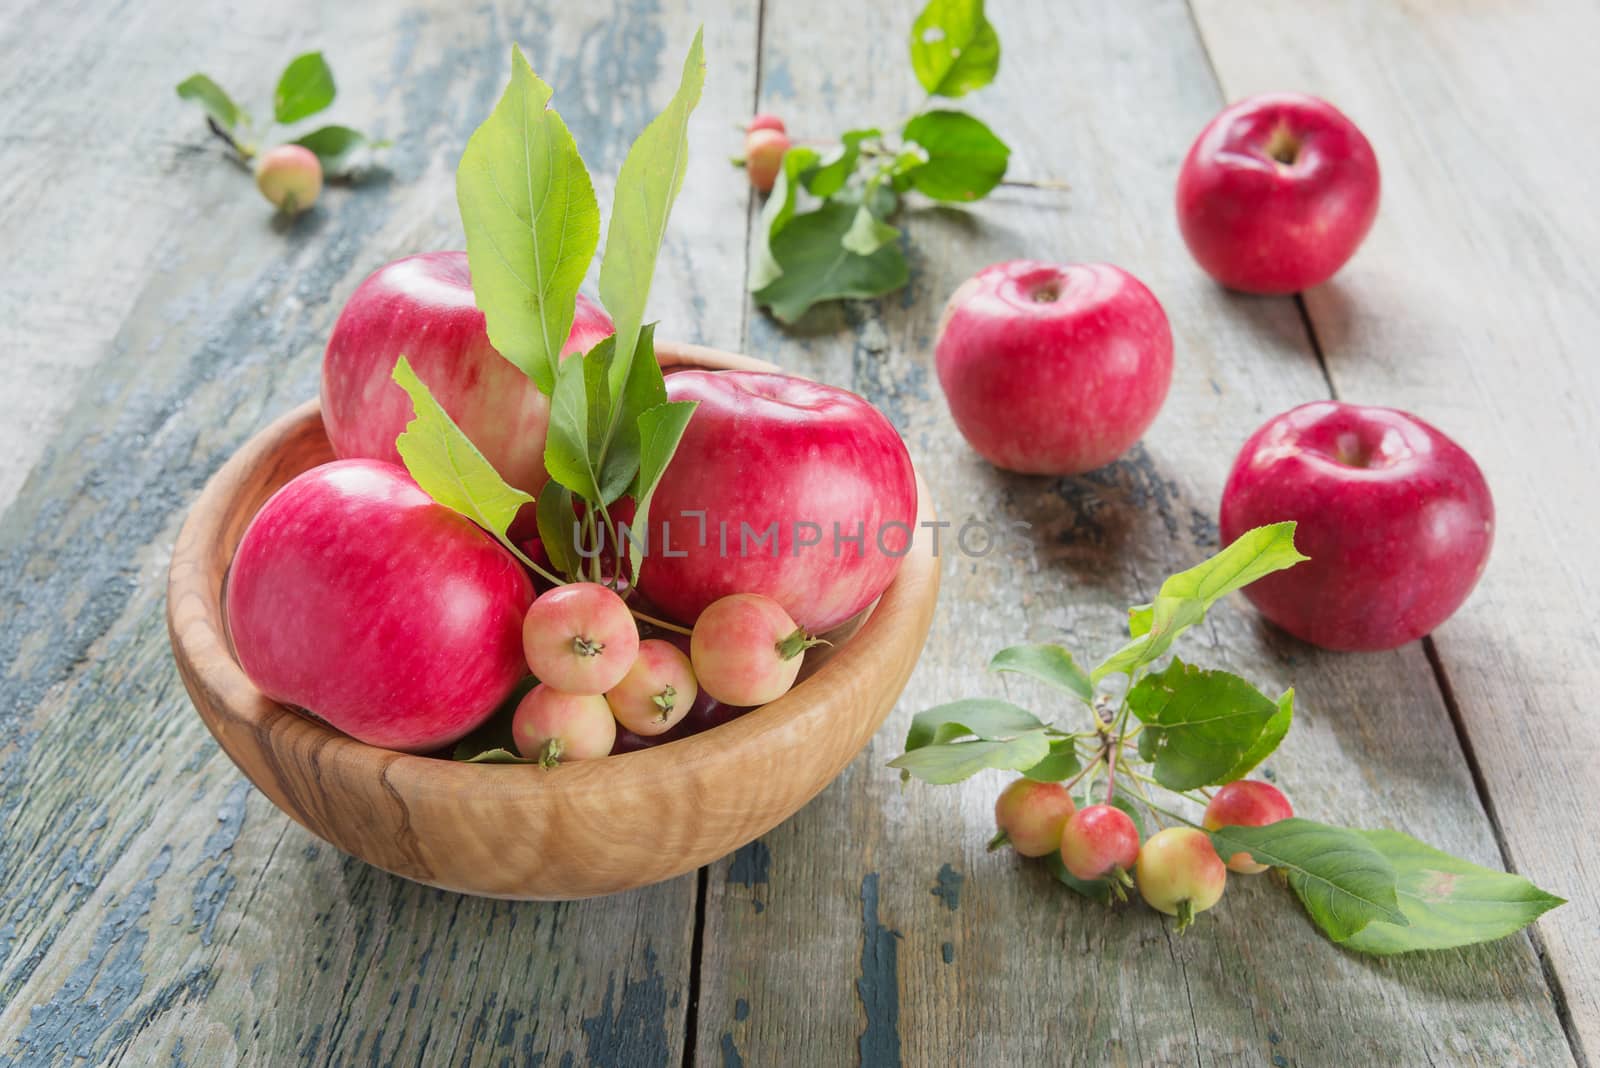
top-left (720, 1031), bottom-right (745, 1068)
top-left (733, 997), bottom-right (749, 1022)
top-left (579, 946), bottom-right (672, 1068)
top-left (727, 839), bottom-right (770, 889)
top-left (931, 864), bottom-right (962, 911)
top-left (856, 873), bottom-right (902, 1067)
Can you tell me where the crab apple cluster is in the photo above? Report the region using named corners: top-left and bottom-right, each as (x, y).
top-left (512, 585), bottom-right (817, 765)
top-left (989, 775), bottom-right (1292, 930)
top-left (742, 113), bottom-right (791, 193)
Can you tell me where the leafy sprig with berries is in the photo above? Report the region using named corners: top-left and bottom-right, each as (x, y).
top-left (892, 523), bottom-right (1565, 951)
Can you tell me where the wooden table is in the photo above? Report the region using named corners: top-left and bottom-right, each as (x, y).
top-left (2, 1), bottom-right (1594, 1063)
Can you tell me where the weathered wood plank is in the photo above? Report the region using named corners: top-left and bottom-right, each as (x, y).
top-left (0, 0), bottom-right (756, 1063)
top-left (1189, 2), bottom-right (1600, 1059)
top-left (695, 0), bottom-right (1574, 1064)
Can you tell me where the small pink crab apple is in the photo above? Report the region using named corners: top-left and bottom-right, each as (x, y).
top-left (689, 593), bottom-right (820, 706)
top-left (255, 144), bottom-right (323, 214)
top-left (1059, 805), bottom-right (1141, 892)
top-left (1203, 780), bottom-right (1294, 874)
top-left (1135, 827), bottom-right (1227, 931)
top-left (991, 779), bottom-right (1077, 858)
top-left (522, 582), bottom-right (640, 696)
top-left (746, 113), bottom-right (786, 134)
top-left (745, 128), bottom-right (791, 193)
top-left (512, 684), bottom-right (616, 766)
top-left (606, 639), bottom-right (698, 736)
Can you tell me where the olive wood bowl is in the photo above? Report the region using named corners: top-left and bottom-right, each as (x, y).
top-left (166, 341), bottom-right (940, 899)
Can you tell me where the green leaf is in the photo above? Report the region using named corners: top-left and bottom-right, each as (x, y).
top-left (1129, 660), bottom-right (1284, 790)
top-left (598, 28), bottom-right (706, 396)
top-left (459, 747), bottom-right (539, 764)
top-left (392, 356), bottom-right (534, 537)
top-left (290, 124), bottom-right (388, 175)
top-left (601, 324), bottom-right (669, 501)
top-left (1094, 522), bottom-right (1308, 683)
top-left (751, 201), bottom-right (910, 323)
top-left (909, 0), bottom-right (1001, 98)
top-left (1021, 737), bottom-right (1081, 783)
top-left (1223, 688), bottom-right (1293, 781)
top-left (903, 698), bottom-right (1046, 750)
top-left (841, 204), bottom-right (900, 256)
top-left (805, 128), bottom-right (879, 197)
top-left (456, 46), bottom-right (600, 394)
top-left (901, 110), bottom-right (1009, 202)
top-left (988, 644), bottom-right (1093, 704)
top-left (627, 399), bottom-right (698, 585)
top-left (273, 51), bottom-right (336, 124)
top-left (749, 146), bottom-right (820, 292)
top-left (1206, 818), bottom-right (1408, 941)
top-left (176, 74), bottom-right (243, 131)
top-left (1338, 830), bottom-right (1565, 955)
top-left (536, 481), bottom-right (581, 580)
top-left (1044, 851), bottom-right (1114, 904)
top-left (543, 341), bottom-right (606, 502)
top-left (888, 731), bottom-right (1051, 785)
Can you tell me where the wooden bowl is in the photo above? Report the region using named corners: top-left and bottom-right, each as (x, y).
top-left (166, 341), bottom-right (940, 899)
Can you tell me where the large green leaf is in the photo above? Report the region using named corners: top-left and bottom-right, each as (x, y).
top-left (543, 343), bottom-right (605, 502)
top-left (291, 124), bottom-right (388, 176)
top-left (1207, 819), bottom-right (1408, 941)
top-left (176, 74), bottom-right (244, 132)
top-left (908, 0), bottom-right (1001, 98)
top-left (1020, 738), bottom-right (1082, 783)
top-left (598, 29), bottom-right (705, 396)
top-left (1223, 688), bottom-right (1294, 781)
top-left (1095, 522), bottom-right (1308, 682)
top-left (751, 200), bottom-right (909, 323)
top-left (903, 698), bottom-right (1046, 750)
top-left (1129, 660), bottom-right (1285, 790)
top-left (748, 146), bottom-right (820, 292)
top-left (391, 356), bottom-right (533, 538)
top-left (626, 398), bottom-right (699, 585)
top-left (456, 46), bottom-right (600, 394)
top-left (900, 110), bottom-right (1009, 202)
top-left (889, 732), bottom-right (1051, 785)
top-left (1338, 830), bottom-right (1565, 955)
top-left (273, 52), bottom-right (336, 124)
top-left (988, 644), bottom-right (1093, 704)
top-left (804, 128), bottom-right (880, 197)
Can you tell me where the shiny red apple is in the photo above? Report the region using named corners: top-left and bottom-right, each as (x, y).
top-left (934, 260), bottom-right (1173, 475)
top-left (1177, 93), bottom-right (1380, 294)
top-left (321, 251), bottom-right (614, 495)
top-left (1219, 401), bottom-right (1493, 651)
top-left (226, 459), bottom-right (535, 751)
top-left (634, 370), bottom-right (917, 632)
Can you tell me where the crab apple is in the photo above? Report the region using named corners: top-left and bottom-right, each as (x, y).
top-left (992, 779), bottom-right (1077, 858)
top-left (1059, 805), bottom-right (1141, 882)
top-left (746, 113), bottom-right (786, 134)
top-left (522, 582), bottom-right (640, 695)
top-left (321, 251), bottom-right (614, 495)
top-left (745, 128), bottom-right (791, 193)
top-left (636, 370), bottom-right (918, 632)
top-left (1203, 781), bottom-right (1294, 874)
top-left (1136, 827), bottom-right (1227, 931)
top-left (1219, 401), bottom-right (1494, 650)
top-left (1177, 93), bottom-right (1380, 294)
top-left (226, 459), bottom-right (534, 752)
top-left (255, 144), bottom-right (323, 214)
top-left (935, 260), bottom-right (1173, 475)
top-left (512, 685), bottom-right (616, 766)
top-left (606, 639), bottom-right (698, 736)
top-left (689, 593), bottom-right (817, 706)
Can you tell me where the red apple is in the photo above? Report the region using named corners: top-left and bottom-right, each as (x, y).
top-left (634, 370), bottom-right (917, 632)
top-left (934, 260), bottom-right (1173, 475)
top-left (1177, 93), bottom-right (1380, 294)
top-left (1220, 401), bottom-right (1494, 651)
top-left (321, 251), bottom-right (614, 495)
top-left (226, 459), bottom-right (535, 751)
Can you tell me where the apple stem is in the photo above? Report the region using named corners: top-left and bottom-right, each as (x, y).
top-left (986, 830), bottom-right (1009, 852)
top-left (628, 608), bottom-right (692, 637)
top-left (538, 738), bottom-right (564, 768)
top-left (775, 626), bottom-right (828, 661)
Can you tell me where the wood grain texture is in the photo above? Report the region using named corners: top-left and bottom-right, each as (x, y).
top-left (0, 0), bottom-right (757, 1062)
top-left (1189, 3), bottom-right (1599, 1059)
top-left (166, 355), bottom-right (938, 899)
top-left (693, 1), bottom-right (1574, 1065)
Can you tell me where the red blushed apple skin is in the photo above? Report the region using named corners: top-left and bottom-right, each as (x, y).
top-left (226, 459), bottom-right (535, 752)
top-left (1177, 93), bottom-right (1380, 295)
top-left (1219, 401), bottom-right (1494, 651)
top-left (635, 371), bottom-right (918, 632)
top-left (934, 261), bottom-right (1174, 475)
top-left (321, 251), bottom-right (614, 495)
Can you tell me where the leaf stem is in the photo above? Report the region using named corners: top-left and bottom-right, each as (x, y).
top-left (628, 608), bottom-right (693, 637)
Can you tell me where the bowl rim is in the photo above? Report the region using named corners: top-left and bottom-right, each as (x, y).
top-left (166, 339), bottom-right (941, 878)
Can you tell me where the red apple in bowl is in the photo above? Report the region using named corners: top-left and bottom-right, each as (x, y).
top-left (1219, 401), bottom-right (1493, 651)
top-left (934, 260), bottom-right (1173, 475)
top-left (226, 458), bottom-right (535, 751)
top-left (321, 251), bottom-right (614, 495)
top-left (1177, 93), bottom-right (1380, 294)
top-left (634, 370), bottom-right (917, 632)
